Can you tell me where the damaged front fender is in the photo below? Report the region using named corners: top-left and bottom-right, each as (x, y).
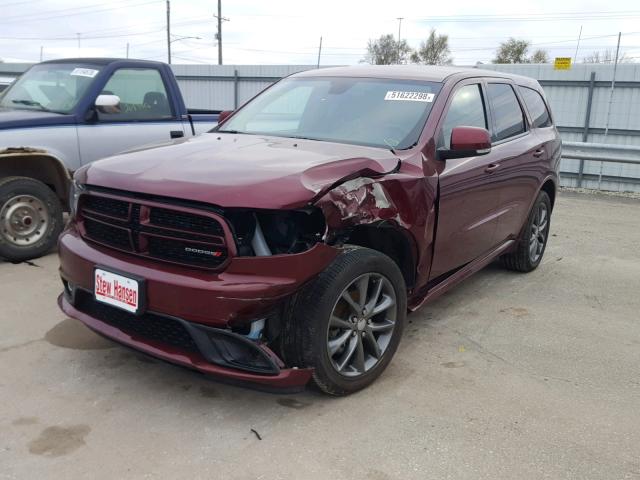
top-left (317, 177), bottom-right (407, 231)
top-left (314, 168), bottom-right (438, 298)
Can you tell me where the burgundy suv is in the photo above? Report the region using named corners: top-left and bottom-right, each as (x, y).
top-left (58, 66), bottom-right (560, 395)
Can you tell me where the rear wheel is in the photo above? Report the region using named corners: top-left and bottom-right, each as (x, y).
top-left (0, 177), bottom-right (63, 262)
top-left (281, 247), bottom-right (407, 396)
top-left (501, 190), bottom-right (551, 272)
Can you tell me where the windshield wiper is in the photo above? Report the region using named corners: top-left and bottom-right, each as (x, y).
top-left (11, 99), bottom-right (50, 111)
top-left (216, 129), bottom-right (243, 134)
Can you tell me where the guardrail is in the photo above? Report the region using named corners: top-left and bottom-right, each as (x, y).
top-left (561, 141), bottom-right (640, 190)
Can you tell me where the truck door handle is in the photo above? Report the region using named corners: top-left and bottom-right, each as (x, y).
top-left (485, 163), bottom-right (501, 173)
top-left (170, 130), bottom-right (184, 139)
top-left (533, 148), bottom-right (545, 157)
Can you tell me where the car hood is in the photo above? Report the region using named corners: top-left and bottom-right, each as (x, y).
top-left (80, 133), bottom-right (401, 209)
top-left (0, 108), bottom-right (72, 130)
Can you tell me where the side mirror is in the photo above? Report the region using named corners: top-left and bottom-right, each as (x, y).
top-left (439, 126), bottom-right (491, 160)
top-left (95, 94), bottom-right (121, 114)
top-left (218, 110), bottom-right (234, 124)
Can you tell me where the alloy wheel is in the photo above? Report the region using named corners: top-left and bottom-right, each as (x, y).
top-left (529, 202), bottom-right (548, 263)
top-left (326, 273), bottom-right (398, 377)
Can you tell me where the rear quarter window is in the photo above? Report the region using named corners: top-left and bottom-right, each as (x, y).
top-left (520, 86), bottom-right (552, 128)
top-left (486, 83), bottom-right (526, 142)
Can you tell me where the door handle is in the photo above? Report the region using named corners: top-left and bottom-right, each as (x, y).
top-left (533, 148), bottom-right (545, 157)
top-left (170, 130), bottom-right (184, 139)
top-left (485, 163), bottom-right (501, 173)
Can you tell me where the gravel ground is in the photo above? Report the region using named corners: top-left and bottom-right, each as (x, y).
top-left (1, 190), bottom-right (639, 480)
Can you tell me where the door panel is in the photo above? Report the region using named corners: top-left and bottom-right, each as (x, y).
top-left (78, 67), bottom-right (187, 164)
top-left (430, 153), bottom-right (503, 279)
top-left (430, 82), bottom-right (501, 280)
top-left (77, 121), bottom-right (186, 164)
top-left (491, 134), bottom-right (545, 243)
top-left (491, 84), bottom-right (552, 242)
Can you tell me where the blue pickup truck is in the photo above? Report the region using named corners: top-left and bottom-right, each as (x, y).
top-left (0, 58), bottom-right (220, 261)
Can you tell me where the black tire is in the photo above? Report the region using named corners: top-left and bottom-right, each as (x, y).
top-left (0, 176), bottom-right (64, 262)
top-left (281, 247), bottom-right (407, 396)
top-left (501, 190), bottom-right (552, 272)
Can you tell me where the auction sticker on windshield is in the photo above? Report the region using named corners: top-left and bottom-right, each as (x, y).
top-left (384, 91), bottom-right (434, 102)
top-left (70, 68), bottom-right (99, 78)
top-left (94, 268), bottom-right (141, 313)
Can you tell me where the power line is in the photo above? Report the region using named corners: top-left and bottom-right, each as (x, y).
top-left (0, 0), bottom-right (162, 25)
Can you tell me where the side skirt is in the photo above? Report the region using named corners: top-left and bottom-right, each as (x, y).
top-left (410, 239), bottom-right (515, 312)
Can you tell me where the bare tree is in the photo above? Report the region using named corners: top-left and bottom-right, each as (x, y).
top-left (530, 49), bottom-right (550, 63)
top-left (583, 49), bottom-right (630, 64)
top-left (493, 38), bottom-right (531, 64)
top-left (364, 34), bottom-right (412, 65)
top-left (410, 29), bottom-right (452, 65)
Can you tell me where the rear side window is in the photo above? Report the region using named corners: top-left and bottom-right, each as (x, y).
top-left (486, 83), bottom-right (525, 142)
top-left (440, 84), bottom-right (487, 149)
top-left (520, 86), bottom-right (552, 128)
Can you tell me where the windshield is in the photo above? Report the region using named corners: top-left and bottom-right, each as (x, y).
top-left (221, 77), bottom-right (442, 150)
top-left (0, 63), bottom-right (101, 113)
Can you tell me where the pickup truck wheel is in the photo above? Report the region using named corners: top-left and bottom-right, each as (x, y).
top-left (0, 177), bottom-right (63, 262)
top-left (282, 247), bottom-right (407, 396)
top-left (501, 190), bottom-right (552, 272)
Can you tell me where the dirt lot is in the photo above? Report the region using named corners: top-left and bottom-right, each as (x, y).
top-left (1, 191), bottom-right (639, 480)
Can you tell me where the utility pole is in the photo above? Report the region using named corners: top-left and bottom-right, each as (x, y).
top-left (166, 0), bottom-right (171, 64)
top-left (213, 0), bottom-right (229, 65)
top-left (396, 17), bottom-right (404, 64)
top-left (603, 32), bottom-right (621, 140)
top-left (216, 0), bottom-right (222, 65)
top-left (317, 36), bottom-right (323, 68)
top-left (573, 25), bottom-right (583, 63)
top-left (39, 46), bottom-right (43, 62)
top-left (126, 43), bottom-right (130, 59)
top-left (600, 31), bottom-right (622, 189)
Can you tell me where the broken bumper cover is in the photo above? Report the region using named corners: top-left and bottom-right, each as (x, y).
top-left (58, 293), bottom-right (312, 390)
top-left (57, 229), bottom-right (339, 390)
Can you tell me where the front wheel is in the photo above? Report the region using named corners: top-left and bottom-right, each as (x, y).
top-left (281, 247), bottom-right (407, 396)
top-left (0, 176), bottom-right (64, 262)
top-left (501, 190), bottom-right (552, 272)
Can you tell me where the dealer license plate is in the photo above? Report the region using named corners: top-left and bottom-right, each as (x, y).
top-left (94, 268), bottom-right (141, 314)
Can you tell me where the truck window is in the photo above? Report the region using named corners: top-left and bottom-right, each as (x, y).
top-left (486, 83), bottom-right (526, 142)
top-left (520, 86), bottom-right (552, 128)
top-left (99, 68), bottom-right (172, 121)
top-left (440, 84), bottom-right (487, 149)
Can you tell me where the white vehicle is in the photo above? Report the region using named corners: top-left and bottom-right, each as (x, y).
top-left (0, 58), bottom-right (220, 261)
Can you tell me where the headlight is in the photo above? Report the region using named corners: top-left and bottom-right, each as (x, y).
top-left (69, 179), bottom-right (85, 218)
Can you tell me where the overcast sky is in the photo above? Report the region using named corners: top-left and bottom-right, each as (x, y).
top-left (1, 0), bottom-right (639, 65)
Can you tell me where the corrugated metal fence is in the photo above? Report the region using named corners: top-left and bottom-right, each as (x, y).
top-left (482, 63), bottom-right (640, 192)
top-left (3, 62), bottom-right (640, 192)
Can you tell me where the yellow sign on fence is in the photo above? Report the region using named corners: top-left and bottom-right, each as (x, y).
top-left (554, 57), bottom-right (572, 70)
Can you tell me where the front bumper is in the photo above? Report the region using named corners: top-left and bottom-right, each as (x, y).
top-left (57, 227), bottom-right (339, 390)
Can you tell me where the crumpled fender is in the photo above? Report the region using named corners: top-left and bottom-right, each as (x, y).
top-left (313, 158), bottom-right (438, 296)
top-left (304, 156), bottom-right (400, 205)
